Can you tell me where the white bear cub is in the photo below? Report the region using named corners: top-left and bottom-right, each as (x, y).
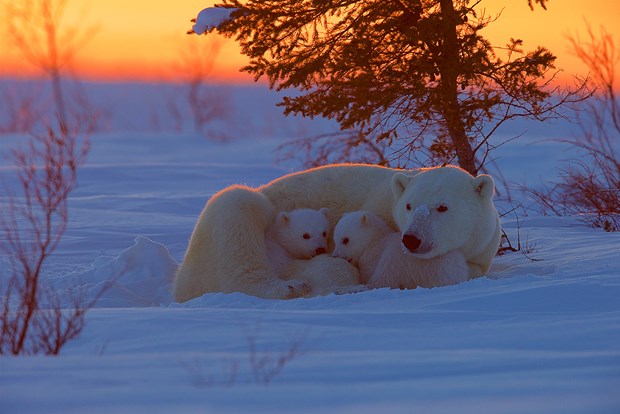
top-left (332, 211), bottom-right (393, 284)
top-left (332, 210), bottom-right (469, 289)
top-left (265, 208), bottom-right (331, 278)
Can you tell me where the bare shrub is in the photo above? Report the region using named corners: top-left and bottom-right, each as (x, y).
top-left (0, 83), bottom-right (45, 133)
top-left (175, 37), bottom-right (232, 138)
top-left (182, 357), bottom-right (239, 388)
top-left (245, 329), bottom-right (305, 385)
top-left (30, 286), bottom-right (92, 355)
top-left (0, 125), bottom-right (90, 355)
top-left (526, 25), bottom-right (619, 231)
top-left (497, 212), bottom-right (542, 261)
top-left (4, 0), bottom-right (98, 129)
top-left (180, 324), bottom-right (306, 387)
top-left (64, 79), bottom-right (105, 133)
top-left (276, 131), bottom-right (391, 168)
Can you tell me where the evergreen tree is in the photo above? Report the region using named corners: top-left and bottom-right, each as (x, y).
top-left (201, 0), bottom-right (587, 173)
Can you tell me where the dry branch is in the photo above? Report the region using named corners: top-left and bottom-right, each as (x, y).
top-left (1, 126), bottom-right (90, 355)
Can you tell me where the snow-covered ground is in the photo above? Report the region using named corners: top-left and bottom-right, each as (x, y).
top-left (0, 82), bottom-right (619, 414)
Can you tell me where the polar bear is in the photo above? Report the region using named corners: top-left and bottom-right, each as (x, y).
top-left (265, 207), bottom-right (331, 277)
top-left (390, 165), bottom-right (500, 282)
top-left (332, 211), bottom-right (393, 284)
top-left (284, 254), bottom-right (362, 296)
top-left (332, 211), bottom-right (469, 289)
top-left (265, 207), bottom-right (360, 296)
top-left (173, 164), bottom-right (500, 301)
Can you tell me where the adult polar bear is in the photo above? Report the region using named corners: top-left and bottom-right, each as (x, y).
top-left (173, 164), bottom-right (501, 301)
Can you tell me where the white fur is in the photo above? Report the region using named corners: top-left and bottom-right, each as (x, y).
top-left (333, 211), bottom-right (469, 289)
top-left (265, 208), bottom-right (330, 276)
top-left (285, 255), bottom-right (362, 296)
top-left (173, 164), bottom-right (500, 301)
top-left (391, 165), bottom-right (500, 279)
top-left (263, 207), bottom-right (360, 296)
top-left (332, 211), bottom-right (393, 284)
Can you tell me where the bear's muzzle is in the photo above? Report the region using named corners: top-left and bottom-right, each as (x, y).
top-left (402, 234), bottom-right (422, 252)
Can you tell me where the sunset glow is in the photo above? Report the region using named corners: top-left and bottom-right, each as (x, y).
top-left (1, 0), bottom-right (618, 84)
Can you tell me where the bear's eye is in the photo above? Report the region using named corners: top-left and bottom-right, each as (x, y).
top-left (303, 233), bottom-right (310, 240)
top-left (436, 204), bottom-right (448, 213)
top-left (406, 203), bottom-right (412, 211)
top-left (342, 237), bottom-right (349, 245)
top-left (322, 231), bottom-right (327, 238)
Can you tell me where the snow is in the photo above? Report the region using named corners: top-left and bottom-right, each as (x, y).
top-left (1, 81), bottom-right (619, 413)
top-left (50, 237), bottom-right (179, 308)
top-left (190, 7), bottom-right (239, 35)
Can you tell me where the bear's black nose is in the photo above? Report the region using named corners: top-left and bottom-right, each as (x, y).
top-left (315, 247), bottom-right (326, 255)
top-left (402, 234), bottom-right (421, 252)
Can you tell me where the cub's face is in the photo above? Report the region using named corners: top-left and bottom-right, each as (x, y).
top-left (332, 211), bottom-right (388, 265)
top-left (391, 167), bottom-right (495, 258)
top-left (275, 208), bottom-right (331, 259)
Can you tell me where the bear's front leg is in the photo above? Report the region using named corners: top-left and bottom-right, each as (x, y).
top-left (208, 186), bottom-right (316, 299)
top-left (283, 255), bottom-right (361, 296)
top-left (266, 278), bottom-right (313, 299)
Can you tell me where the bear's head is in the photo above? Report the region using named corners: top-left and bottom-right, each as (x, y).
top-left (391, 165), bottom-right (498, 259)
top-left (332, 211), bottom-right (392, 265)
top-left (273, 207), bottom-right (331, 259)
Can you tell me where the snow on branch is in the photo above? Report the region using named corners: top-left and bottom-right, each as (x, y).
top-left (187, 7), bottom-right (239, 35)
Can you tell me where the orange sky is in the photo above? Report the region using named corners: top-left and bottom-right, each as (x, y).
top-left (0, 0), bottom-right (618, 84)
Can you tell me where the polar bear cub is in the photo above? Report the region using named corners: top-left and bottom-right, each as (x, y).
top-left (332, 211), bottom-right (469, 289)
top-left (266, 207), bottom-right (361, 295)
top-left (265, 208), bottom-right (331, 278)
top-left (332, 211), bottom-right (393, 284)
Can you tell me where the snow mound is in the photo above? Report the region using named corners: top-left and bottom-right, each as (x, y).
top-left (190, 7), bottom-right (238, 35)
top-left (54, 237), bottom-right (178, 308)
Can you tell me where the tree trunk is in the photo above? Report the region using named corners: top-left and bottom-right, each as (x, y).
top-left (437, 0), bottom-right (477, 175)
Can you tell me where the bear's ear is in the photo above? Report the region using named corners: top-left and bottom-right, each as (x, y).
top-left (391, 173), bottom-right (413, 199)
top-left (277, 212), bottom-right (290, 225)
top-left (472, 174), bottom-right (495, 200)
top-left (319, 207), bottom-right (331, 220)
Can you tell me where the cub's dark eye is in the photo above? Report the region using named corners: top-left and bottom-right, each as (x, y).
top-left (436, 204), bottom-right (448, 212)
top-left (322, 231), bottom-right (327, 238)
top-left (406, 203), bottom-right (412, 211)
top-left (303, 233), bottom-right (310, 239)
top-left (342, 237), bottom-right (349, 245)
